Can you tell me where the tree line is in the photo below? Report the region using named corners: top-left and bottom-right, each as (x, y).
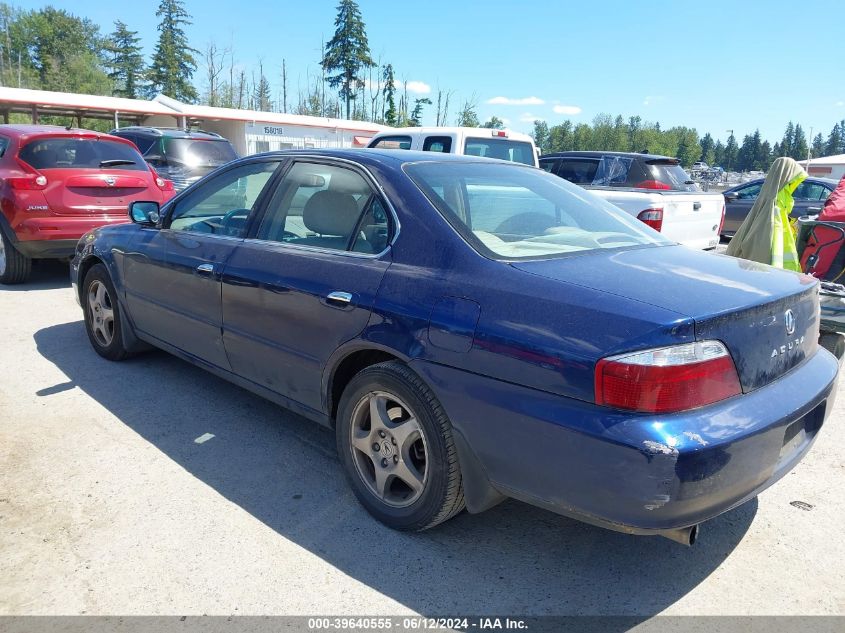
top-left (1, 0), bottom-right (843, 169)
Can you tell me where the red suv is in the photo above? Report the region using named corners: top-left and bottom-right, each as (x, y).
top-left (0, 125), bottom-right (175, 284)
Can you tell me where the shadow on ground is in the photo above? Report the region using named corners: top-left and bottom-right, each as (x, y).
top-left (0, 259), bottom-right (71, 292)
top-left (34, 320), bottom-right (756, 617)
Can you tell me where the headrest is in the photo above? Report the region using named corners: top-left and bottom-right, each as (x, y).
top-left (303, 190), bottom-right (360, 236)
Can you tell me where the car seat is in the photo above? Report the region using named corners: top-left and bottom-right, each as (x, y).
top-left (299, 190), bottom-right (372, 253)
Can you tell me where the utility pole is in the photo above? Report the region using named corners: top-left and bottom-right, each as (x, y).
top-left (281, 59), bottom-right (287, 113)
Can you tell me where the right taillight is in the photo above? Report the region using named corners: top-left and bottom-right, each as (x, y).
top-left (595, 341), bottom-right (741, 413)
top-left (637, 207), bottom-right (664, 232)
top-left (717, 203), bottom-right (726, 235)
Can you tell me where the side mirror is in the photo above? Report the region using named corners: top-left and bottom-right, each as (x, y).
top-left (129, 201), bottom-right (161, 226)
top-left (724, 192), bottom-right (739, 202)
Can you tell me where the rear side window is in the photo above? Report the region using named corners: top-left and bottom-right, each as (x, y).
top-left (640, 160), bottom-right (699, 192)
top-left (539, 159), bottom-right (559, 173)
top-left (463, 138), bottom-right (535, 166)
top-left (369, 136), bottom-right (412, 150)
top-left (133, 135), bottom-right (157, 154)
top-left (423, 136), bottom-right (452, 153)
top-left (794, 181), bottom-right (829, 201)
top-left (19, 138), bottom-right (145, 171)
top-left (557, 159), bottom-right (600, 184)
top-left (0, 136), bottom-right (8, 157)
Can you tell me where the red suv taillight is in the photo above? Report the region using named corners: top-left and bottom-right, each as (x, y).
top-left (637, 207), bottom-right (664, 232)
top-left (595, 341), bottom-right (741, 413)
top-left (6, 174), bottom-right (47, 190)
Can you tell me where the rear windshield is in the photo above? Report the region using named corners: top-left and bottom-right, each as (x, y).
top-left (463, 138), bottom-right (535, 166)
top-left (163, 138), bottom-right (238, 167)
top-left (406, 162), bottom-right (670, 260)
top-left (19, 138), bottom-right (145, 170)
top-left (641, 161), bottom-right (699, 192)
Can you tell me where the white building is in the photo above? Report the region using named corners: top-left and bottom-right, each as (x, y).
top-left (800, 154), bottom-right (845, 182)
top-left (0, 87), bottom-right (388, 156)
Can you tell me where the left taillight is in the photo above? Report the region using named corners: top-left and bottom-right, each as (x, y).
top-left (6, 174), bottom-right (47, 190)
top-left (595, 341), bottom-right (741, 413)
top-left (155, 176), bottom-right (174, 192)
top-left (637, 207), bottom-right (664, 232)
top-left (717, 203), bottom-right (726, 235)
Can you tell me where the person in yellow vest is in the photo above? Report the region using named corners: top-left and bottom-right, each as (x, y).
top-left (726, 157), bottom-right (806, 271)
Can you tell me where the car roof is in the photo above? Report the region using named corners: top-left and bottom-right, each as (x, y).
top-left (372, 127), bottom-right (535, 142)
top-left (541, 150), bottom-right (676, 162)
top-left (240, 147), bottom-right (536, 169)
top-left (0, 124), bottom-right (115, 137)
top-left (730, 176), bottom-right (839, 188)
top-left (111, 126), bottom-right (224, 140)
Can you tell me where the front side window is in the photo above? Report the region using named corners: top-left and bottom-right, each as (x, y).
top-left (167, 161), bottom-right (279, 237)
top-left (257, 161), bottom-right (389, 253)
top-left (793, 182), bottom-right (828, 201)
top-left (735, 183), bottom-right (762, 200)
top-left (370, 136), bottom-right (412, 150)
top-left (406, 162), bottom-right (670, 260)
top-left (19, 138), bottom-right (146, 171)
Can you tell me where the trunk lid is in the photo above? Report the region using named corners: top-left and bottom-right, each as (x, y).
top-left (513, 245), bottom-right (820, 392)
top-left (659, 192), bottom-right (723, 250)
top-left (40, 169), bottom-right (152, 216)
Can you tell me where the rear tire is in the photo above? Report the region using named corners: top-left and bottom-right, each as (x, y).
top-left (82, 263), bottom-right (130, 361)
top-left (0, 230), bottom-right (31, 284)
top-left (336, 361), bottom-right (465, 531)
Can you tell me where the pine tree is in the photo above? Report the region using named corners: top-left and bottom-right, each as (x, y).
top-left (811, 133), bottom-right (825, 159)
top-left (532, 120), bottom-right (550, 154)
top-left (723, 133), bottom-right (739, 171)
top-left (321, 0), bottom-right (374, 120)
top-left (409, 97), bottom-right (431, 126)
top-left (105, 21), bottom-right (144, 98)
top-left (381, 63), bottom-right (397, 126)
top-left (699, 132), bottom-right (714, 163)
top-left (779, 121), bottom-right (795, 158)
top-left (253, 62), bottom-right (272, 111)
top-left (826, 123), bottom-right (843, 156)
top-left (149, 0), bottom-right (198, 102)
top-left (791, 123), bottom-right (808, 161)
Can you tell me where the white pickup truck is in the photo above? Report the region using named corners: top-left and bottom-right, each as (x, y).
top-left (539, 151), bottom-right (724, 250)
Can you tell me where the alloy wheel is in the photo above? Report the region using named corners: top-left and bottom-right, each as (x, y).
top-left (87, 280), bottom-right (115, 347)
top-left (349, 391), bottom-right (429, 507)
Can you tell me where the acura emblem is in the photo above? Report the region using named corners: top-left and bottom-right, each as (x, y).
top-left (784, 310), bottom-right (796, 335)
top-left (104, 176), bottom-right (116, 187)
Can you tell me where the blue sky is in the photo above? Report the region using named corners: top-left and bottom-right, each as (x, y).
top-left (18, 0), bottom-right (845, 143)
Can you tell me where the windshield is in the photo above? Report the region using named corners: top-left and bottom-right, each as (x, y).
top-left (463, 138), bottom-right (535, 166)
top-left (19, 138), bottom-right (145, 171)
top-left (163, 137), bottom-right (238, 167)
top-left (406, 162), bottom-right (671, 260)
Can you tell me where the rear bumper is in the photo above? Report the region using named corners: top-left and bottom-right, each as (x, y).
top-left (13, 215), bottom-right (128, 258)
top-left (411, 348), bottom-right (838, 534)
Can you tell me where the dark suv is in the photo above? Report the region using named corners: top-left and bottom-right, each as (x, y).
top-left (540, 151), bottom-right (699, 192)
top-left (109, 127), bottom-right (239, 191)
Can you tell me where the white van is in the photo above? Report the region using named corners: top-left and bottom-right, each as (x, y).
top-left (367, 127), bottom-right (539, 167)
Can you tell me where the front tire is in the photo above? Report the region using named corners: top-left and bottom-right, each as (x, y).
top-left (82, 263), bottom-right (130, 361)
top-left (336, 361), bottom-right (465, 531)
top-left (0, 230), bottom-right (31, 284)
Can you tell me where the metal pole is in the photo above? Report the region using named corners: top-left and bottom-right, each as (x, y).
top-left (113, 110), bottom-right (119, 129)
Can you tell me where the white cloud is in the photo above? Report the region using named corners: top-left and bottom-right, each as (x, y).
top-left (643, 95), bottom-right (664, 106)
top-left (552, 104), bottom-right (582, 115)
top-left (487, 96), bottom-right (545, 106)
top-left (405, 81), bottom-right (431, 94)
top-left (837, 100), bottom-right (845, 107)
top-left (519, 112), bottom-right (543, 123)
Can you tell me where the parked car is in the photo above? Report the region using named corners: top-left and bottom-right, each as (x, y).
top-left (540, 151), bottom-right (724, 250)
top-left (721, 177), bottom-right (837, 237)
top-left (110, 126), bottom-right (239, 192)
top-left (691, 161), bottom-right (709, 170)
top-left (0, 124), bottom-right (175, 284)
top-left (71, 149), bottom-right (837, 545)
top-left (367, 127), bottom-right (539, 167)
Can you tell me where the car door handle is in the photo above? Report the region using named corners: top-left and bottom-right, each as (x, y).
top-left (807, 206), bottom-right (822, 212)
top-left (196, 263), bottom-right (215, 275)
top-left (326, 291), bottom-right (353, 305)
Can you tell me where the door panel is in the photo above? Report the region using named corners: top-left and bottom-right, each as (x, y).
top-left (220, 159), bottom-right (393, 412)
top-left (123, 159), bottom-right (282, 369)
top-left (222, 244), bottom-right (389, 409)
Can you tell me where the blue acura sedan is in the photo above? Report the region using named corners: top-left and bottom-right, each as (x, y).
top-left (71, 149), bottom-right (838, 545)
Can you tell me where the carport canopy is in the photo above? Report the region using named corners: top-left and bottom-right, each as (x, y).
top-left (0, 86), bottom-right (181, 128)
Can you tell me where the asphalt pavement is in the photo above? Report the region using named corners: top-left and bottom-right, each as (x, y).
top-left (1, 260), bottom-right (843, 617)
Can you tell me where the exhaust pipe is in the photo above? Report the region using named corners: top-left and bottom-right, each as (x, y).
top-left (659, 524), bottom-right (699, 546)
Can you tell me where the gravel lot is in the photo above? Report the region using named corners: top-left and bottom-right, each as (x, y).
top-left (1, 260), bottom-right (843, 617)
